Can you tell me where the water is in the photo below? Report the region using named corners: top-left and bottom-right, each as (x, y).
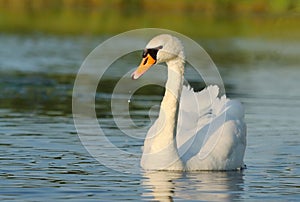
top-left (1, 34), bottom-right (300, 201)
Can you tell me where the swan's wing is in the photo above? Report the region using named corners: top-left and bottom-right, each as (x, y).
top-left (196, 98), bottom-right (246, 159)
top-left (179, 85), bottom-right (219, 114)
top-left (177, 85), bottom-right (246, 169)
top-left (176, 85), bottom-right (220, 160)
top-left (147, 85), bottom-right (219, 141)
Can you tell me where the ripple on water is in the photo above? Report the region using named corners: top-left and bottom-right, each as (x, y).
top-left (1, 36), bottom-right (300, 201)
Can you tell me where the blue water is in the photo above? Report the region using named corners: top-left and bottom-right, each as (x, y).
top-left (0, 34), bottom-right (299, 201)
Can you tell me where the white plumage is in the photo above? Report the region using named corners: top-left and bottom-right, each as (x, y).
top-left (132, 34), bottom-right (246, 171)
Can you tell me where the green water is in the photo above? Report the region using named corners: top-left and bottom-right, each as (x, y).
top-left (0, 33), bottom-right (299, 201)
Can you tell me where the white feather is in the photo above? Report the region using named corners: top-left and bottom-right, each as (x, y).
top-left (138, 34), bottom-right (246, 171)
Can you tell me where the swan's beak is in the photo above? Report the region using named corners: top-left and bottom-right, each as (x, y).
top-left (131, 54), bottom-right (156, 80)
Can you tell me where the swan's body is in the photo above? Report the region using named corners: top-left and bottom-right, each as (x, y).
top-left (132, 34), bottom-right (246, 171)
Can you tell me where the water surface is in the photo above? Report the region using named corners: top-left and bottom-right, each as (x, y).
top-left (0, 34), bottom-right (299, 201)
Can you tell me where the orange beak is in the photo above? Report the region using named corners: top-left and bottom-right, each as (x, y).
top-left (131, 54), bottom-right (156, 80)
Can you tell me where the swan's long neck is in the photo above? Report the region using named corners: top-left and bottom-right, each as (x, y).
top-left (142, 57), bottom-right (184, 170)
top-left (160, 58), bottom-right (184, 139)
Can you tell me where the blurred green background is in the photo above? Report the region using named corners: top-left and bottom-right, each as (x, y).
top-left (1, 0), bottom-right (299, 38)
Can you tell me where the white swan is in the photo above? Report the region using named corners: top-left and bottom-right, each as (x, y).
top-left (132, 34), bottom-right (246, 171)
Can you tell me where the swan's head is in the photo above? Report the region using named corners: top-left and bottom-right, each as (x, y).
top-left (132, 34), bottom-right (184, 80)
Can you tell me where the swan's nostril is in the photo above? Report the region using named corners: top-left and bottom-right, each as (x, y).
top-left (143, 57), bottom-right (148, 65)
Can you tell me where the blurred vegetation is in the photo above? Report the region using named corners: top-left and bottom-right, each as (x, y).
top-left (0, 0), bottom-right (299, 38)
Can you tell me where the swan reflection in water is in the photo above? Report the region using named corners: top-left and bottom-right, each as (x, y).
top-left (142, 171), bottom-right (244, 201)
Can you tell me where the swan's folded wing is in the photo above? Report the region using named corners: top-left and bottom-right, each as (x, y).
top-left (177, 85), bottom-right (221, 158)
top-left (179, 85), bottom-right (219, 114)
top-left (177, 86), bottom-right (246, 168)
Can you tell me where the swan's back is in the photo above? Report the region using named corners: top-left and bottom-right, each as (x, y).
top-left (177, 85), bottom-right (246, 170)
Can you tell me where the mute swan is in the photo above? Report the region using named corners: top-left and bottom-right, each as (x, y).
top-left (132, 34), bottom-right (246, 171)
